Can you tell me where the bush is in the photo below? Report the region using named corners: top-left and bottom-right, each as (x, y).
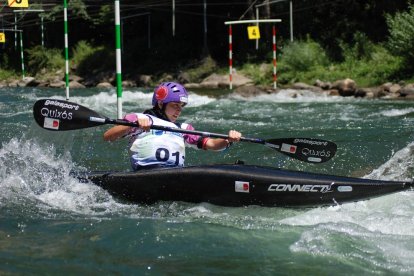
top-left (71, 40), bottom-right (100, 68)
top-left (26, 46), bottom-right (64, 73)
top-left (279, 37), bottom-right (329, 72)
top-left (185, 56), bottom-right (218, 82)
top-left (339, 32), bottom-right (375, 63)
top-left (386, 4), bottom-right (414, 63)
top-left (0, 69), bottom-right (19, 80)
top-left (76, 46), bottom-right (114, 77)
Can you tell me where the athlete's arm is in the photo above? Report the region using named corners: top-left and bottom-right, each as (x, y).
top-left (204, 130), bottom-right (241, 151)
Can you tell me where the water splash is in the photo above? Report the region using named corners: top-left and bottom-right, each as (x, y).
top-left (365, 142), bottom-right (414, 181)
top-left (0, 138), bottom-right (126, 217)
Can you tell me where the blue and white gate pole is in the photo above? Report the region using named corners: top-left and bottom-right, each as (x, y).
top-left (115, 0), bottom-right (123, 118)
top-left (63, 0), bottom-right (70, 100)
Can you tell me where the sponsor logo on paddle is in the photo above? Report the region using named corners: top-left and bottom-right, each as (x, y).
top-left (235, 181), bottom-right (250, 193)
top-left (267, 184), bottom-right (333, 193)
top-left (301, 148), bottom-right (332, 159)
top-left (40, 100), bottom-right (79, 122)
top-left (44, 100), bottom-right (80, 110)
top-left (294, 138), bottom-right (328, 147)
top-left (43, 117), bottom-right (60, 130)
top-left (281, 143), bottom-right (297, 154)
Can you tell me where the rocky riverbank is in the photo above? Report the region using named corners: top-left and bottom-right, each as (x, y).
top-left (1, 69), bottom-right (414, 100)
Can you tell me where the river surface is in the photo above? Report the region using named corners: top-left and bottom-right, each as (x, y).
top-left (1, 87), bottom-right (413, 274)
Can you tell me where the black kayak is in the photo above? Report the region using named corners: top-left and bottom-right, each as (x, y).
top-left (76, 164), bottom-right (414, 207)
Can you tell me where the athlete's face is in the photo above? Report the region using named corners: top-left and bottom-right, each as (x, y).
top-left (164, 102), bottom-right (185, 122)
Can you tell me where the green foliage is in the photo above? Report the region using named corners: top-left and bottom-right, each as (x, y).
top-left (279, 37), bottom-right (329, 72)
top-left (240, 63), bottom-right (272, 85)
top-left (71, 41), bottom-right (102, 67)
top-left (185, 56), bottom-right (218, 82)
top-left (339, 32), bottom-right (375, 62)
top-left (90, 5), bottom-right (113, 25)
top-left (252, 35), bottom-right (403, 87)
top-left (25, 46), bottom-right (65, 73)
top-left (45, 0), bottom-right (90, 21)
top-left (275, 38), bottom-right (330, 84)
top-left (339, 44), bottom-right (403, 86)
top-left (386, 4), bottom-right (414, 62)
top-left (0, 69), bottom-right (18, 80)
top-left (76, 47), bottom-right (114, 77)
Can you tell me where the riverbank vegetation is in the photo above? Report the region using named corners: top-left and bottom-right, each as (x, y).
top-left (1, 1), bottom-right (413, 88)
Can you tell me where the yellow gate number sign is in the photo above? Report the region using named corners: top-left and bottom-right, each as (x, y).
top-left (8, 0), bottom-right (29, 8)
top-left (0, 33), bottom-right (5, 43)
top-left (247, 26), bottom-right (260, 40)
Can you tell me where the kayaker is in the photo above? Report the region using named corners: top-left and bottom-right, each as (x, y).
top-left (103, 82), bottom-right (242, 170)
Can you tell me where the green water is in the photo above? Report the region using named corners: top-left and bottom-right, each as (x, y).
top-left (1, 87), bottom-right (414, 275)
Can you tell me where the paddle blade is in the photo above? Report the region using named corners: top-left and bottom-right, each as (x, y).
top-left (33, 99), bottom-right (107, 131)
top-left (265, 138), bottom-right (337, 163)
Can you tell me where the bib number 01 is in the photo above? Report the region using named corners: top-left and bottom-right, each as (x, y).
top-left (156, 148), bottom-right (180, 166)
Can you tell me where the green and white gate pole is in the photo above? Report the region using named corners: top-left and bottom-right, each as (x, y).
top-left (63, 0), bottom-right (70, 100)
top-left (19, 31), bottom-right (25, 79)
top-left (2, 29), bottom-right (25, 78)
top-left (115, 0), bottom-right (123, 119)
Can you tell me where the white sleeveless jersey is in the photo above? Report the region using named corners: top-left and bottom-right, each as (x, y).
top-left (127, 114), bottom-right (192, 169)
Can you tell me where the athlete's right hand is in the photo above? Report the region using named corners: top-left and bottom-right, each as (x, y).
top-left (137, 115), bottom-right (151, 132)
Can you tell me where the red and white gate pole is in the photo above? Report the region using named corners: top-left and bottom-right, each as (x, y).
top-left (228, 25), bottom-right (233, 90)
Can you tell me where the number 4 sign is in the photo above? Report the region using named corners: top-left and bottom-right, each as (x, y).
top-left (8, 0), bottom-right (29, 8)
top-left (247, 26), bottom-right (261, 40)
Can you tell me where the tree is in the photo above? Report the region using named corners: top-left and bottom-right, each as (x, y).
top-left (386, 4), bottom-right (414, 64)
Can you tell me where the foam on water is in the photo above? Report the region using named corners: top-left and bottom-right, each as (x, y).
top-left (379, 107), bottom-right (414, 117)
top-left (0, 137), bottom-right (129, 217)
top-left (0, 137), bottom-right (274, 224)
top-left (230, 89), bottom-right (349, 103)
top-left (280, 142), bottom-right (414, 273)
top-left (33, 89), bottom-right (216, 116)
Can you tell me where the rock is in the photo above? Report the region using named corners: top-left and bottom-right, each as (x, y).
top-left (332, 78), bottom-right (357, 96)
top-left (292, 82), bottom-right (323, 93)
top-left (327, 89), bottom-right (340, 96)
top-left (178, 72), bottom-right (191, 84)
top-left (200, 73), bottom-right (223, 88)
top-left (96, 82), bottom-right (113, 88)
top-left (69, 80), bottom-right (86, 89)
top-left (314, 79), bottom-right (332, 90)
top-left (122, 80), bottom-right (136, 87)
top-left (354, 88), bottom-right (367, 97)
top-left (15, 76), bottom-right (36, 87)
top-left (231, 73), bottom-right (254, 87)
top-left (232, 85), bottom-right (267, 97)
top-left (379, 82), bottom-right (401, 95)
top-left (389, 84), bottom-right (401, 94)
top-left (399, 83), bottom-right (414, 97)
top-left (184, 83), bottom-right (201, 89)
top-left (69, 75), bottom-right (84, 83)
top-left (200, 72), bottom-right (253, 88)
top-left (158, 74), bottom-right (174, 83)
top-left (49, 80), bottom-right (66, 88)
top-left (136, 74), bottom-right (152, 87)
top-left (356, 87), bottom-right (377, 98)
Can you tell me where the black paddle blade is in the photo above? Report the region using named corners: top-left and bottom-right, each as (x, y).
top-left (33, 99), bottom-right (107, 131)
top-left (265, 138), bottom-right (337, 163)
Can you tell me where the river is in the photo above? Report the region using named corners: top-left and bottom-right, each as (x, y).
top-left (1, 86), bottom-right (413, 274)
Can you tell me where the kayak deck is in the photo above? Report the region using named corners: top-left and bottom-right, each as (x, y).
top-left (77, 164), bottom-right (414, 207)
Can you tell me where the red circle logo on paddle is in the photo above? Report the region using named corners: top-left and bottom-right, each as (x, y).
top-left (155, 86), bottom-right (168, 101)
